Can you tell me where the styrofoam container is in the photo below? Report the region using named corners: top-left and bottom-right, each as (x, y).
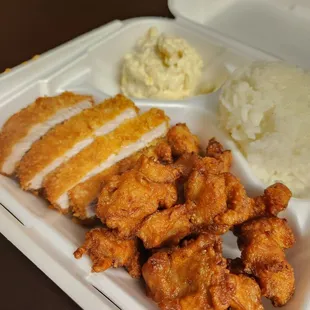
top-left (1, 1), bottom-right (310, 309)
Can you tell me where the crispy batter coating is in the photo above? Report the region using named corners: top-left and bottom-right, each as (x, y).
top-left (154, 141), bottom-right (173, 164)
top-left (97, 155), bottom-right (180, 238)
top-left (70, 164), bottom-right (120, 220)
top-left (174, 138), bottom-right (232, 181)
top-left (186, 171), bottom-right (228, 229)
top-left (229, 274), bottom-right (264, 310)
top-left (235, 217), bottom-right (295, 307)
top-left (140, 171), bottom-right (292, 249)
top-left (254, 183), bottom-right (292, 216)
top-left (70, 138), bottom-right (171, 220)
top-left (0, 91), bottom-right (93, 175)
top-left (142, 233), bottom-right (234, 310)
top-left (167, 123), bottom-right (200, 157)
top-left (208, 176), bottom-right (291, 234)
top-left (18, 94), bottom-right (137, 190)
top-left (43, 108), bottom-right (169, 211)
top-left (227, 258), bottom-right (246, 276)
top-left (210, 173), bottom-right (257, 233)
top-left (74, 228), bottom-right (141, 278)
top-left (200, 138), bottom-right (232, 174)
top-left (137, 204), bottom-right (192, 249)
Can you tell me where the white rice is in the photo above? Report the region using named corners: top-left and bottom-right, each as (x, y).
top-left (219, 61), bottom-right (310, 198)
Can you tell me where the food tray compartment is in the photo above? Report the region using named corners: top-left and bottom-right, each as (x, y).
top-left (0, 82), bottom-right (309, 310)
top-left (170, 0), bottom-right (310, 68)
top-left (0, 15), bottom-right (309, 310)
top-left (45, 18), bottom-right (271, 102)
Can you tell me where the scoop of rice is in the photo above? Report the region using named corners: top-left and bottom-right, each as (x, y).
top-left (219, 61), bottom-right (310, 198)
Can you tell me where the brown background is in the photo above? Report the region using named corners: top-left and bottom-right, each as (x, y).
top-left (0, 1), bottom-right (172, 309)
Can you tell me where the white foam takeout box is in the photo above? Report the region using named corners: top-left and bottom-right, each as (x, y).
top-left (1, 0), bottom-right (310, 309)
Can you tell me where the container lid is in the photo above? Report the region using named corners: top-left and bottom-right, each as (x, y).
top-left (169, 0), bottom-right (310, 68)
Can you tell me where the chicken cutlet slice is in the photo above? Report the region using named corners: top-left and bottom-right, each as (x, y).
top-left (69, 138), bottom-right (172, 220)
top-left (43, 108), bottom-right (169, 212)
top-left (142, 233), bottom-right (234, 310)
top-left (70, 164), bottom-right (121, 220)
top-left (235, 217), bottom-right (295, 307)
top-left (0, 91), bottom-right (93, 175)
top-left (17, 94), bottom-right (138, 190)
top-left (74, 228), bottom-right (141, 278)
top-left (97, 155), bottom-right (180, 238)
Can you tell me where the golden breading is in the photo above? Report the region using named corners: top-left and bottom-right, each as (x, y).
top-left (17, 94), bottom-right (138, 190)
top-left (254, 183), bottom-right (292, 216)
top-left (43, 108), bottom-right (169, 212)
top-left (69, 138), bottom-right (172, 220)
top-left (137, 204), bottom-right (192, 249)
top-left (153, 141), bottom-right (173, 164)
top-left (142, 233), bottom-right (234, 310)
top-left (74, 228), bottom-right (141, 278)
top-left (201, 138), bottom-right (232, 174)
top-left (229, 274), bottom-right (264, 310)
top-left (174, 138), bottom-right (232, 181)
top-left (97, 156), bottom-right (180, 238)
top-left (186, 171), bottom-right (228, 229)
top-left (70, 164), bottom-right (120, 220)
top-left (213, 181), bottom-right (292, 233)
top-left (138, 171), bottom-right (292, 248)
top-left (167, 123), bottom-right (200, 157)
top-left (0, 91), bottom-right (93, 175)
top-left (235, 217), bottom-right (295, 307)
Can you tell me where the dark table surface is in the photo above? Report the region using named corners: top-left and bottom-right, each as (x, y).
top-left (0, 1), bottom-right (172, 309)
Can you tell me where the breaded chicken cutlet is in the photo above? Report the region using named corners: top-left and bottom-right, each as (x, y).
top-left (17, 94), bottom-right (138, 190)
top-left (0, 91), bottom-right (93, 175)
top-left (70, 138), bottom-right (172, 220)
top-left (43, 108), bottom-right (169, 212)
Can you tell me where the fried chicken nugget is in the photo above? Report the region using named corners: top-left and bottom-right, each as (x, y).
top-left (138, 170), bottom-right (292, 249)
top-left (137, 139), bottom-right (233, 249)
top-left (70, 138), bottom-right (172, 220)
top-left (227, 258), bottom-right (264, 310)
top-left (137, 204), bottom-right (192, 249)
top-left (96, 155), bottom-right (180, 238)
top-left (74, 228), bottom-right (141, 278)
top-left (235, 217), bottom-right (295, 307)
top-left (174, 138), bottom-right (232, 180)
top-left (186, 171), bottom-right (228, 229)
top-left (142, 233), bottom-right (234, 310)
top-left (254, 183), bottom-right (292, 216)
top-left (212, 177), bottom-right (292, 234)
top-left (202, 138), bottom-right (232, 173)
top-left (229, 274), bottom-right (264, 310)
top-left (167, 123), bottom-right (200, 157)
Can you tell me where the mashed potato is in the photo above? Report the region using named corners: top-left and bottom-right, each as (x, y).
top-left (219, 61), bottom-right (310, 198)
top-left (121, 27), bottom-right (204, 99)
